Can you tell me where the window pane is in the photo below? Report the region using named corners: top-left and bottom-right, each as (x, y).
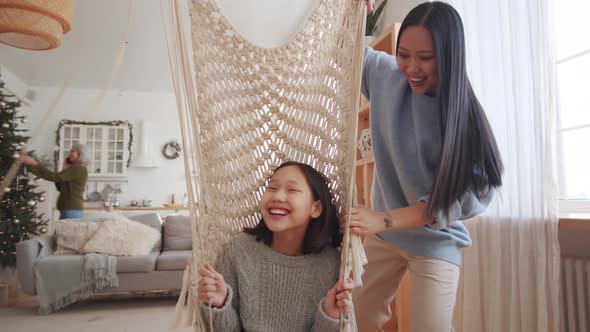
top-left (87, 129), bottom-right (93, 140)
top-left (561, 128), bottom-right (590, 199)
top-left (558, 54), bottom-right (590, 128)
top-left (117, 128), bottom-right (124, 140)
top-left (64, 127), bottom-right (71, 139)
top-left (555, 0), bottom-right (590, 59)
top-left (108, 163), bottom-right (114, 173)
top-left (116, 142), bottom-right (124, 150)
top-left (116, 162), bottom-right (123, 174)
top-left (73, 127), bottom-right (80, 138)
top-left (116, 152), bottom-right (123, 161)
top-left (96, 129), bottom-right (102, 139)
top-left (108, 142), bottom-right (115, 151)
top-left (109, 128), bottom-right (115, 140)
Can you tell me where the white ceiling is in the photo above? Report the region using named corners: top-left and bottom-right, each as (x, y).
top-left (0, 0), bottom-right (414, 93)
top-left (0, 0), bottom-right (174, 92)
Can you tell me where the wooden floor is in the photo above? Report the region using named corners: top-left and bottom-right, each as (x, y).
top-left (0, 288), bottom-right (192, 332)
top-left (2, 287), bottom-right (402, 331)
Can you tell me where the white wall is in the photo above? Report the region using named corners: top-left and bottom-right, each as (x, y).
top-left (216, 0), bottom-right (316, 48)
top-left (23, 87), bottom-right (187, 207)
top-left (0, 65), bottom-right (31, 106)
top-left (216, 0), bottom-right (423, 45)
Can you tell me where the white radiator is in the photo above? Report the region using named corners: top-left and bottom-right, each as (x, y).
top-left (562, 257), bottom-right (590, 332)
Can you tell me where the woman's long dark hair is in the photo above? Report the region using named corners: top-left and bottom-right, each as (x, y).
top-left (244, 161), bottom-right (342, 254)
top-left (397, 2), bottom-right (503, 218)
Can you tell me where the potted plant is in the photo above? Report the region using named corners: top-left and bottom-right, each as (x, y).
top-left (365, 0), bottom-right (388, 44)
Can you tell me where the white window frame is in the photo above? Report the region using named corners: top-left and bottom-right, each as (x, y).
top-left (58, 123), bottom-right (130, 181)
top-left (556, 47), bottom-right (590, 214)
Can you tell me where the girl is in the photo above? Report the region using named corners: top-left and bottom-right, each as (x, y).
top-left (20, 143), bottom-right (89, 220)
top-left (198, 161), bottom-right (353, 331)
top-left (345, 2), bottom-right (503, 331)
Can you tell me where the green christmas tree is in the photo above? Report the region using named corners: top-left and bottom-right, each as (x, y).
top-left (0, 76), bottom-right (49, 268)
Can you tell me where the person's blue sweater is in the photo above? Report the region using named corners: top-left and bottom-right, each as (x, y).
top-left (362, 47), bottom-right (494, 266)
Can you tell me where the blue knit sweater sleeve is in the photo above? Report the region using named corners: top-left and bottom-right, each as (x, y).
top-left (418, 188), bottom-right (495, 230)
top-left (362, 47), bottom-right (397, 101)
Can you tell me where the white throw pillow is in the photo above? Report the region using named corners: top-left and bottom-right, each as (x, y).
top-left (83, 215), bottom-right (160, 256)
top-left (54, 220), bottom-right (100, 254)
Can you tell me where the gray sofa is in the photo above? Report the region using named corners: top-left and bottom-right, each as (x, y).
top-left (16, 213), bottom-right (192, 296)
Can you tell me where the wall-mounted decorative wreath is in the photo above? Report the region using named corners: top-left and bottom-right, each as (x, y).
top-left (162, 140), bottom-right (182, 160)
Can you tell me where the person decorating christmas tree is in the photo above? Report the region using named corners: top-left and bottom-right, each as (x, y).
top-left (20, 144), bottom-right (88, 220)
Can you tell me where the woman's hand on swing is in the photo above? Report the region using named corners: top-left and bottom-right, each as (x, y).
top-left (197, 263), bottom-right (228, 307)
top-left (323, 277), bottom-right (354, 319)
top-left (340, 205), bottom-right (390, 235)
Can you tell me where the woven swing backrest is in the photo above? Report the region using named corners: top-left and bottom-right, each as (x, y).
top-left (188, 0), bottom-right (363, 263)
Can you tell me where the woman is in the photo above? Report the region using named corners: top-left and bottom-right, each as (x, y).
top-left (344, 2), bottom-right (503, 331)
top-left (20, 143), bottom-right (89, 220)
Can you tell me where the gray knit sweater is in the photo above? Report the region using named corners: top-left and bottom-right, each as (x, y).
top-left (201, 233), bottom-right (345, 331)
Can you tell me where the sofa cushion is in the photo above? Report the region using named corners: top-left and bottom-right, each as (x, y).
top-left (156, 250), bottom-right (191, 271)
top-left (116, 252), bottom-right (159, 273)
top-left (83, 216), bottom-right (160, 256)
top-left (54, 220), bottom-right (100, 254)
top-left (127, 213), bottom-right (162, 251)
top-left (163, 215), bottom-right (192, 250)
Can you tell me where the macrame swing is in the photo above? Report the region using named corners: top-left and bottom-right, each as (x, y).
top-left (162, 0), bottom-right (368, 330)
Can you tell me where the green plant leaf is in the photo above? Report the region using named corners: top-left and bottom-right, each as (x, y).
top-left (366, 0), bottom-right (388, 36)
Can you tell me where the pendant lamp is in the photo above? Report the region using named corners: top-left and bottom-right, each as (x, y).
top-left (0, 0), bottom-right (74, 50)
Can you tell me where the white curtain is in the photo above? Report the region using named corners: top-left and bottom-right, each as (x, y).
top-left (445, 1), bottom-right (561, 331)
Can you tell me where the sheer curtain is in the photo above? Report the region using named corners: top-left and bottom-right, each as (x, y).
top-left (445, 1), bottom-right (561, 331)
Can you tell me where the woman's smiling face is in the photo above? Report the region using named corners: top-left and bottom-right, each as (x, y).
top-left (396, 25), bottom-right (439, 96)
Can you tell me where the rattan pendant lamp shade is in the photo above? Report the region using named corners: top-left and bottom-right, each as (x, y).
top-left (0, 0), bottom-right (74, 50)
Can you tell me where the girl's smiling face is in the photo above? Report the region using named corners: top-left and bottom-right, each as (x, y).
top-left (260, 165), bottom-right (322, 236)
